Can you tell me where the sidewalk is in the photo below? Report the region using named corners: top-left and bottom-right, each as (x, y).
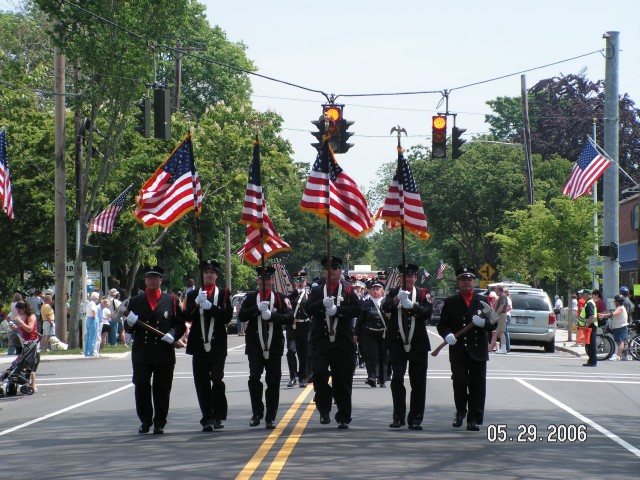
top-left (554, 327), bottom-right (585, 358)
top-left (0, 351), bottom-right (129, 368)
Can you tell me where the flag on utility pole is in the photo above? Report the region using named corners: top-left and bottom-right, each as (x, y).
top-left (562, 139), bottom-right (612, 200)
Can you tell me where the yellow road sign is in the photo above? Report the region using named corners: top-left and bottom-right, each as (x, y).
top-left (478, 263), bottom-right (495, 280)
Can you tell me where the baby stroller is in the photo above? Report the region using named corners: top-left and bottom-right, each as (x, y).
top-left (0, 334), bottom-right (40, 397)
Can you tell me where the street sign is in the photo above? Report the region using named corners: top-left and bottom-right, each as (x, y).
top-left (478, 263), bottom-right (496, 280)
top-left (66, 261), bottom-right (75, 278)
top-left (479, 280), bottom-right (491, 289)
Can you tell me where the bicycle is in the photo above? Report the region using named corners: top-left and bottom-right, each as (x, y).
top-left (625, 320), bottom-right (640, 361)
top-left (594, 319), bottom-right (615, 361)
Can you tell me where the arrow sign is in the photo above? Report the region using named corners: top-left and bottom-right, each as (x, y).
top-left (478, 263), bottom-right (496, 280)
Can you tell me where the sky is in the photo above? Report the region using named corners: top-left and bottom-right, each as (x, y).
top-left (200, 0), bottom-right (640, 193)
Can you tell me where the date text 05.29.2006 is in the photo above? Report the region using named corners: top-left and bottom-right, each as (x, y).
top-left (487, 424), bottom-right (587, 443)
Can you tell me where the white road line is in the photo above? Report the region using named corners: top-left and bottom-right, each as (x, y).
top-left (0, 384), bottom-right (133, 437)
top-left (517, 378), bottom-right (640, 458)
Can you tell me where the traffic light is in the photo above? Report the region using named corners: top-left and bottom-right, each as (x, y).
top-left (153, 87), bottom-right (171, 140)
top-left (431, 115), bottom-right (447, 159)
top-left (452, 126), bottom-right (467, 159)
top-left (133, 98), bottom-right (150, 138)
top-left (311, 117), bottom-right (327, 151)
top-left (338, 118), bottom-right (355, 154)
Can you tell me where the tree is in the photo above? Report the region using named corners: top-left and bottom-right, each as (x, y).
top-left (485, 73), bottom-right (640, 189)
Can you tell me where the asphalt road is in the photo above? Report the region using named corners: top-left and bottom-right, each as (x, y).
top-left (1, 327), bottom-right (638, 479)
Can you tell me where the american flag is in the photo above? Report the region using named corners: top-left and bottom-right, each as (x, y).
top-left (0, 128), bottom-right (15, 220)
top-left (134, 134), bottom-right (202, 227)
top-left (377, 151), bottom-right (429, 240)
top-left (239, 140), bottom-right (290, 265)
top-left (562, 139), bottom-right (612, 200)
top-left (91, 184), bottom-right (133, 234)
top-left (300, 141), bottom-right (373, 238)
top-left (436, 261), bottom-right (448, 280)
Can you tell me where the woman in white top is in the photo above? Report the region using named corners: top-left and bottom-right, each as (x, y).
top-left (599, 295), bottom-right (628, 361)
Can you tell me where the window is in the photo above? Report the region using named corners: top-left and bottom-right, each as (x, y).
top-left (633, 204), bottom-right (640, 230)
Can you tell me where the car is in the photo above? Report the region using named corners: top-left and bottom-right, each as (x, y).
top-left (506, 287), bottom-right (557, 352)
top-left (228, 292), bottom-right (246, 334)
top-left (429, 296), bottom-right (447, 325)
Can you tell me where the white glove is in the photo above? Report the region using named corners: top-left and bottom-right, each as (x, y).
top-left (472, 315), bottom-right (485, 327)
top-left (445, 333), bottom-right (457, 345)
top-left (398, 290), bottom-right (409, 301)
top-left (258, 301), bottom-right (270, 312)
top-left (326, 305), bottom-right (337, 316)
top-left (195, 289), bottom-right (208, 306)
top-left (126, 311), bottom-right (138, 326)
top-left (200, 300), bottom-right (212, 311)
top-left (401, 299), bottom-right (414, 310)
top-left (322, 297), bottom-right (335, 308)
top-left (261, 309), bottom-right (272, 320)
top-left (161, 333), bottom-right (174, 344)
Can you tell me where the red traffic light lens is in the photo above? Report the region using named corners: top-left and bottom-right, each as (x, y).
top-left (432, 115), bottom-right (446, 130)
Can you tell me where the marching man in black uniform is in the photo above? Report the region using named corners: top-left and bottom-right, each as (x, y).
top-left (307, 256), bottom-right (361, 429)
top-left (437, 266), bottom-right (494, 431)
top-left (239, 266), bottom-right (293, 429)
top-left (285, 270), bottom-right (312, 388)
top-left (383, 263), bottom-right (432, 430)
top-left (124, 266), bottom-right (182, 434)
top-left (354, 279), bottom-right (388, 388)
top-left (176, 259), bottom-right (233, 432)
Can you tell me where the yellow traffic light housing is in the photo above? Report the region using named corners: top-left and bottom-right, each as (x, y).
top-left (431, 115), bottom-right (447, 159)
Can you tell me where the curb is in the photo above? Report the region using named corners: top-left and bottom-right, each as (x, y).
top-left (555, 344), bottom-right (583, 358)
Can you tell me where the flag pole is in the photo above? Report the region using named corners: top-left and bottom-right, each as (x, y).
top-left (187, 133), bottom-right (204, 288)
top-left (391, 126), bottom-right (408, 291)
top-left (323, 129), bottom-right (333, 294)
top-left (255, 133), bottom-right (269, 358)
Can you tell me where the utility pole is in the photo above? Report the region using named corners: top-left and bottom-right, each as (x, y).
top-left (172, 43), bottom-right (208, 113)
top-left (602, 31), bottom-right (620, 304)
top-left (520, 75), bottom-right (534, 205)
top-left (54, 45), bottom-right (67, 341)
top-left (225, 220), bottom-right (232, 292)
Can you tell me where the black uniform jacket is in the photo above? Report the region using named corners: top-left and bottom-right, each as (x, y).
top-left (437, 292), bottom-right (495, 362)
top-left (288, 287), bottom-right (311, 321)
top-left (307, 280), bottom-right (361, 353)
top-left (175, 286), bottom-right (233, 357)
top-left (239, 290), bottom-right (293, 356)
top-left (354, 298), bottom-right (387, 337)
top-left (126, 291), bottom-right (180, 365)
top-left (382, 286), bottom-right (433, 356)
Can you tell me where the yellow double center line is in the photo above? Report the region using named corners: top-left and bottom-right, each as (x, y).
top-left (235, 384), bottom-right (316, 480)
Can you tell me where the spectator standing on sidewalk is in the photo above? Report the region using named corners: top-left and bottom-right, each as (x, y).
top-left (599, 295), bottom-right (628, 361)
top-left (84, 292), bottom-right (100, 357)
top-left (40, 295), bottom-right (55, 352)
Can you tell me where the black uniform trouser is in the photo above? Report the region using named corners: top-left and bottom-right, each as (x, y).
top-left (389, 349), bottom-right (427, 425)
top-left (132, 363), bottom-right (174, 428)
top-left (247, 353), bottom-right (282, 422)
top-left (312, 346), bottom-right (353, 424)
top-left (360, 332), bottom-right (387, 383)
top-left (286, 322), bottom-right (310, 381)
top-left (450, 356), bottom-right (487, 424)
top-left (192, 354), bottom-right (228, 426)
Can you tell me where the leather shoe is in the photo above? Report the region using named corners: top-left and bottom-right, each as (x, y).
top-left (379, 383), bottom-right (386, 388)
top-left (337, 422), bottom-right (349, 430)
top-left (299, 381), bottom-right (308, 388)
top-left (138, 423), bottom-right (152, 434)
top-left (467, 422), bottom-right (480, 431)
top-left (153, 426), bottom-right (164, 434)
top-left (212, 419), bottom-right (224, 430)
top-left (389, 420), bottom-right (405, 429)
top-left (202, 424), bottom-right (213, 432)
top-left (408, 423), bottom-right (423, 431)
top-left (250, 415), bottom-right (261, 427)
top-left (287, 378), bottom-right (297, 388)
top-left (265, 420), bottom-right (275, 429)
top-left (452, 413), bottom-right (465, 428)
top-left (320, 413), bottom-right (331, 425)
top-left (365, 378), bottom-right (377, 388)
top-left (582, 363), bottom-right (597, 367)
